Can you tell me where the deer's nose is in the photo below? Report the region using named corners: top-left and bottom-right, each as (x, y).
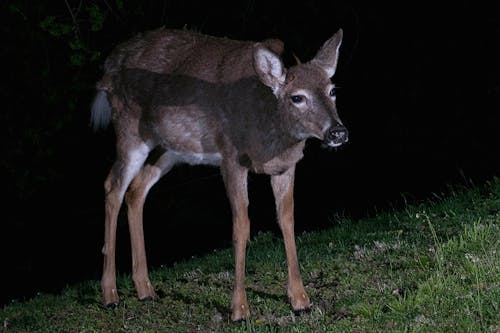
top-left (325, 125), bottom-right (349, 147)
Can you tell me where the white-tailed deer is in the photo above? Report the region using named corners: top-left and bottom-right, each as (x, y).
top-left (91, 28), bottom-right (347, 321)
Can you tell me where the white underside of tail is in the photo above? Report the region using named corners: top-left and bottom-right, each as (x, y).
top-left (90, 90), bottom-right (112, 130)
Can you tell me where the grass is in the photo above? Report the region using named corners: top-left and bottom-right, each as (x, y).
top-left (1, 178), bottom-right (499, 332)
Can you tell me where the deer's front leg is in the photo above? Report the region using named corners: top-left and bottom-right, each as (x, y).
top-left (271, 166), bottom-right (310, 313)
top-left (222, 161), bottom-right (251, 321)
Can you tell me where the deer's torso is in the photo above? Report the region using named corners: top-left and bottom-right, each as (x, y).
top-left (102, 29), bottom-right (304, 174)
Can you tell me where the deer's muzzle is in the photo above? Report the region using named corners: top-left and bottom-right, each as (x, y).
top-left (324, 125), bottom-right (349, 147)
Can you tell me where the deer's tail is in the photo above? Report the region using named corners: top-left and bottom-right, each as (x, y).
top-left (90, 89), bottom-right (112, 131)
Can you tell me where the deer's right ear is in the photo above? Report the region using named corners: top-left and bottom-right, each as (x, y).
top-left (253, 47), bottom-right (286, 95)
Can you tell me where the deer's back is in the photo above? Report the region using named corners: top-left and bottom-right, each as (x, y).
top-left (102, 29), bottom-right (284, 84)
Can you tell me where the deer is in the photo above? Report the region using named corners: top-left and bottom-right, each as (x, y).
top-left (91, 27), bottom-right (347, 321)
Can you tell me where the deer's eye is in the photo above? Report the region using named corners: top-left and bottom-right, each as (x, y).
top-left (291, 95), bottom-right (304, 104)
top-left (329, 87), bottom-right (337, 97)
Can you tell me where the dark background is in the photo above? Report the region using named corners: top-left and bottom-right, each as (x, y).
top-left (1, 1), bottom-right (498, 306)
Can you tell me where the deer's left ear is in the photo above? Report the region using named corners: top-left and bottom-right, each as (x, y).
top-left (253, 47), bottom-right (286, 95)
top-left (310, 28), bottom-right (343, 78)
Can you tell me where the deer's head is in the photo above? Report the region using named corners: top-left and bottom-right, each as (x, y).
top-left (253, 29), bottom-right (348, 148)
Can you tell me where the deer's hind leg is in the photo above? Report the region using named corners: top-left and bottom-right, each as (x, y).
top-left (125, 150), bottom-right (176, 301)
top-left (101, 140), bottom-right (150, 306)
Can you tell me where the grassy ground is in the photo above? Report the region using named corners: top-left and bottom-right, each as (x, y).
top-left (1, 178), bottom-right (499, 332)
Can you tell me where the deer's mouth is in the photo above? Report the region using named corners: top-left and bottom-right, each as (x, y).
top-left (324, 125), bottom-right (349, 147)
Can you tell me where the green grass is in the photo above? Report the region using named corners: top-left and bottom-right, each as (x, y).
top-left (2, 178), bottom-right (499, 332)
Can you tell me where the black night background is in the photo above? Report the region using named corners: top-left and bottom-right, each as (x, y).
top-left (1, 1), bottom-right (498, 306)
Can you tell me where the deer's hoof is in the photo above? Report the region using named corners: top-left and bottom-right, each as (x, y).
top-left (102, 287), bottom-right (119, 308)
top-left (289, 290), bottom-right (311, 313)
top-left (231, 303), bottom-right (250, 322)
top-left (293, 307), bottom-right (312, 316)
top-left (135, 279), bottom-right (157, 301)
top-left (140, 296), bottom-right (155, 302)
top-left (231, 315), bottom-right (250, 322)
top-left (103, 301), bottom-right (119, 309)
